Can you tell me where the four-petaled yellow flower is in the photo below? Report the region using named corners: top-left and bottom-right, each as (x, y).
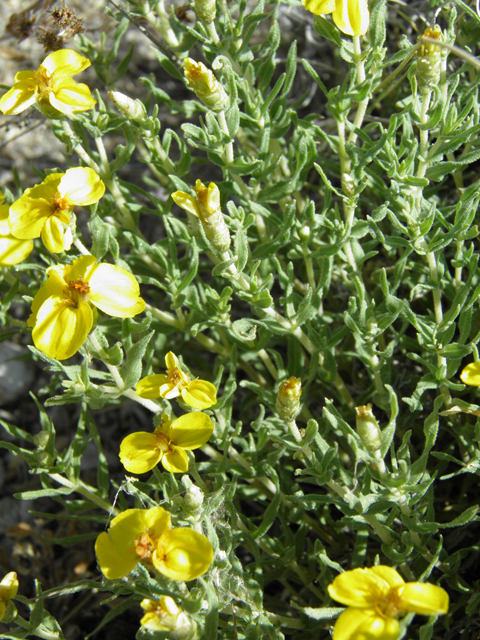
top-left (120, 411), bottom-right (214, 474)
top-left (0, 194), bottom-right (33, 266)
top-left (140, 597), bottom-right (194, 637)
top-left (302, 0), bottom-right (369, 37)
top-left (95, 507), bottom-right (213, 581)
top-left (328, 566), bottom-right (449, 640)
top-left (9, 167), bottom-right (105, 254)
top-left (136, 351), bottom-right (217, 409)
top-left (0, 572), bottom-right (19, 622)
top-left (28, 255), bottom-right (145, 360)
top-left (0, 49), bottom-right (96, 117)
top-left (460, 362), bottom-right (480, 386)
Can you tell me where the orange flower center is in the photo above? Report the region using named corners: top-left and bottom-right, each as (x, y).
top-left (33, 66), bottom-right (54, 100)
top-left (375, 587), bottom-right (402, 619)
top-left (167, 366), bottom-right (190, 389)
top-left (64, 277), bottom-right (91, 306)
top-left (134, 532), bottom-right (154, 560)
top-left (154, 430), bottom-right (175, 455)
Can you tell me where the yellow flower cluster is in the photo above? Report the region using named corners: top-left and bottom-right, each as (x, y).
top-left (0, 49), bottom-right (95, 117)
top-left (95, 507), bottom-right (213, 581)
top-left (122, 352), bottom-right (216, 473)
top-left (137, 351), bottom-right (217, 410)
top-left (328, 566), bottom-right (448, 640)
top-left (28, 255), bottom-right (145, 360)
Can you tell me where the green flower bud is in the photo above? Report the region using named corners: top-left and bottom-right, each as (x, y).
top-left (417, 25), bottom-right (444, 94)
top-left (355, 403), bottom-right (382, 452)
top-left (276, 376), bottom-right (302, 422)
top-left (195, 0), bottom-right (216, 23)
top-left (185, 485), bottom-right (204, 510)
top-left (109, 91), bottom-right (147, 122)
top-left (184, 58), bottom-right (229, 112)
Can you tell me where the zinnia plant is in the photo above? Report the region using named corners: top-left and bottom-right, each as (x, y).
top-left (28, 255), bottom-right (145, 360)
top-left (95, 507), bottom-right (213, 581)
top-left (136, 351), bottom-right (217, 409)
top-left (9, 167), bottom-right (105, 254)
top-left (328, 566), bottom-right (449, 640)
top-left (0, 49), bottom-right (96, 116)
top-left (120, 411), bottom-right (214, 473)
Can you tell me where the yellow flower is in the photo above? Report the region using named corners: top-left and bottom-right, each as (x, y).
top-left (28, 255), bottom-right (145, 360)
top-left (328, 566), bottom-right (449, 640)
top-left (0, 49), bottom-right (96, 117)
top-left (9, 167), bottom-right (105, 254)
top-left (184, 58), bottom-right (229, 112)
top-left (172, 180), bottom-right (231, 252)
top-left (95, 507), bottom-right (213, 581)
top-left (0, 572), bottom-right (19, 622)
top-left (460, 362), bottom-right (480, 386)
top-left (140, 597), bottom-right (194, 637)
top-left (120, 412), bottom-right (214, 474)
top-left (136, 351), bottom-right (217, 409)
top-left (302, 0), bottom-right (369, 37)
top-left (0, 199), bottom-right (33, 266)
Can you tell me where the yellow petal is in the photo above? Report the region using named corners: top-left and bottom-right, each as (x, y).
top-left (32, 296), bottom-right (93, 360)
top-left (41, 215), bottom-right (72, 253)
top-left (154, 527), bottom-right (213, 581)
top-left (181, 379), bottom-right (217, 409)
top-left (119, 432), bottom-right (162, 474)
top-left (136, 374), bottom-right (170, 399)
top-left (143, 506), bottom-right (172, 539)
top-left (162, 446), bottom-right (189, 473)
top-left (28, 268), bottom-right (67, 328)
top-left (301, 0), bottom-right (336, 15)
top-left (0, 72), bottom-right (37, 115)
top-left (397, 582), bottom-right (449, 616)
top-left (460, 362), bottom-right (480, 386)
top-left (170, 413), bottom-right (214, 450)
top-left (0, 234), bottom-right (33, 266)
top-left (95, 509), bottom-right (149, 580)
top-left (0, 572), bottom-right (19, 601)
top-left (41, 49), bottom-right (91, 76)
top-left (58, 167), bottom-right (105, 205)
top-left (368, 566), bottom-right (404, 589)
top-left (160, 382), bottom-right (181, 399)
top-left (9, 197), bottom-right (52, 240)
top-left (48, 79), bottom-right (96, 115)
top-left (165, 351), bottom-right (180, 371)
top-left (88, 263), bottom-right (145, 318)
top-left (332, 0), bottom-right (370, 36)
top-left (333, 608), bottom-right (399, 640)
top-left (171, 191), bottom-right (201, 217)
top-left (328, 568), bottom-right (390, 608)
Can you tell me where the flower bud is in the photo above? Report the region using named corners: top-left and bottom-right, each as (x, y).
top-left (109, 91), bottom-right (147, 122)
top-left (34, 430), bottom-right (50, 448)
top-left (195, 0), bottom-right (216, 23)
top-left (276, 376), bottom-right (302, 422)
top-left (184, 58), bottom-right (229, 112)
top-left (185, 484), bottom-right (204, 511)
top-left (140, 597), bottom-right (196, 638)
top-left (417, 25), bottom-right (444, 93)
top-left (0, 572), bottom-right (18, 623)
top-left (355, 403), bottom-right (382, 452)
top-left (172, 180), bottom-right (231, 253)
